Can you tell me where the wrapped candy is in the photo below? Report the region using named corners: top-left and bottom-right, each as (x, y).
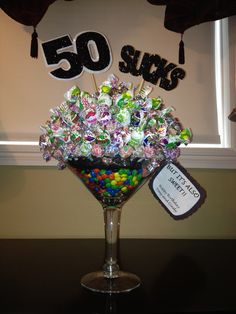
top-left (92, 144), bottom-right (104, 157)
top-left (84, 130), bottom-right (96, 143)
top-left (98, 93), bottom-right (112, 107)
top-left (115, 108), bottom-right (131, 126)
top-left (119, 145), bottom-right (134, 158)
top-left (105, 144), bottom-right (120, 157)
top-left (131, 110), bottom-right (144, 127)
top-left (96, 129), bottom-right (111, 146)
top-left (143, 131), bottom-right (157, 146)
top-left (79, 142), bottom-right (92, 157)
top-left (84, 109), bottom-right (97, 125)
top-left (144, 146), bottom-right (155, 158)
top-left (64, 86), bottom-right (81, 103)
top-left (39, 74), bottom-right (192, 169)
top-left (128, 129), bottom-right (144, 147)
top-left (98, 107), bottom-right (112, 125)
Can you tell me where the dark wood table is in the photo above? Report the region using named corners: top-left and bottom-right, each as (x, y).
top-left (0, 239), bottom-right (235, 313)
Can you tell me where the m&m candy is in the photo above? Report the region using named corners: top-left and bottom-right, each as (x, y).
top-left (73, 167), bottom-right (144, 203)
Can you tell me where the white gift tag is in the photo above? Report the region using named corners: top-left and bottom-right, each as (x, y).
top-left (149, 162), bottom-right (206, 219)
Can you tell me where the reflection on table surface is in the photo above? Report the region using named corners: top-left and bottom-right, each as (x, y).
top-left (0, 239), bottom-right (235, 313)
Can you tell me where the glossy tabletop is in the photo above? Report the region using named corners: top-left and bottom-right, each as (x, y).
top-left (0, 239), bottom-right (235, 314)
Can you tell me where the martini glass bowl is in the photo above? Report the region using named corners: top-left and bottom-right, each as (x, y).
top-left (68, 158), bottom-right (155, 293)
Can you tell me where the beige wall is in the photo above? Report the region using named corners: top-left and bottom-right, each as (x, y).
top-left (0, 165), bottom-right (236, 239)
top-left (0, 0), bottom-right (218, 143)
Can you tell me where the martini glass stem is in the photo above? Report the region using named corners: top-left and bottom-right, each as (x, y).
top-left (103, 205), bottom-right (122, 278)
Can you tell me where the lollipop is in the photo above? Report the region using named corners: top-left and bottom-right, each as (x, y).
top-left (39, 74), bottom-right (192, 168)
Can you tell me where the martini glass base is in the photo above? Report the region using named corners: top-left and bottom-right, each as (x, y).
top-left (81, 271), bottom-right (141, 293)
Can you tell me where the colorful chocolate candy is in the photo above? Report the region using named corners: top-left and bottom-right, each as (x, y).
top-left (71, 166), bottom-right (144, 204)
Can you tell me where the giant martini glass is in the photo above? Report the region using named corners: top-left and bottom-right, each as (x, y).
top-left (68, 157), bottom-right (157, 293)
top-left (39, 75), bottom-right (192, 293)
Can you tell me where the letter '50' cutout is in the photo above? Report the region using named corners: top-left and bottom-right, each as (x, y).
top-left (41, 31), bottom-right (112, 80)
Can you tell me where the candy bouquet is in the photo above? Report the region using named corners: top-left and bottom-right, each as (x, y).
top-left (39, 74), bottom-right (191, 293)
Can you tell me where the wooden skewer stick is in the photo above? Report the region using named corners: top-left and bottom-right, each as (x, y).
top-left (138, 78), bottom-right (145, 94)
top-left (92, 73), bottom-right (98, 92)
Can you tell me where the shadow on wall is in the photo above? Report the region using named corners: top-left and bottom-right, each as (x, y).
top-left (0, 163), bottom-right (26, 204)
top-left (0, 124), bottom-right (25, 203)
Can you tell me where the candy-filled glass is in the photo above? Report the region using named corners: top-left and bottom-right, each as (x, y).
top-left (39, 75), bottom-right (192, 292)
top-left (68, 158), bottom-right (156, 293)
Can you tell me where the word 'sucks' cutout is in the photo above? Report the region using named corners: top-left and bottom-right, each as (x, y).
top-left (119, 45), bottom-right (185, 91)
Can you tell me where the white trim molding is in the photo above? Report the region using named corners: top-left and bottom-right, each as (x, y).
top-left (179, 147), bottom-right (236, 169)
top-left (0, 144), bottom-right (52, 166)
top-left (0, 144), bottom-right (236, 169)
